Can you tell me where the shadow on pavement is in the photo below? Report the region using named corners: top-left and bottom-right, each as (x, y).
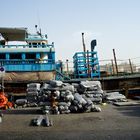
top-left (0, 108), bottom-right (42, 115)
top-left (115, 105), bottom-right (140, 117)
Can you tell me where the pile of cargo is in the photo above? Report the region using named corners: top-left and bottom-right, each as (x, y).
top-left (105, 92), bottom-right (127, 103)
top-left (15, 80), bottom-right (104, 114)
top-left (26, 83), bottom-right (41, 107)
top-left (31, 115), bottom-right (53, 127)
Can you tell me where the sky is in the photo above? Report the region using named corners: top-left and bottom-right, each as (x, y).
top-left (0, 0), bottom-right (140, 66)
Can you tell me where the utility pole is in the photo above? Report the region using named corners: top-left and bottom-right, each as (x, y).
top-left (82, 32), bottom-right (87, 63)
top-left (111, 59), bottom-right (115, 75)
top-left (82, 33), bottom-right (87, 75)
top-left (87, 50), bottom-right (91, 78)
top-left (113, 49), bottom-right (118, 75)
top-left (0, 66), bottom-right (5, 93)
top-left (129, 59), bottom-right (133, 74)
top-left (66, 59), bottom-right (69, 76)
top-left (82, 33), bottom-right (86, 53)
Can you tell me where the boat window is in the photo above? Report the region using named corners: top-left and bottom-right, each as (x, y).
top-left (0, 54), bottom-right (6, 59)
top-left (26, 53), bottom-right (36, 59)
top-left (0, 40), bottom-right (5, 46)
top-left (33, 43), bottom-right (37, 48)
top-left (10, 53), bottom-right (22, 59)
top-left (42, 43), bottom-right (45, 48)
top-left (29, 43), bottom-right (32, 48)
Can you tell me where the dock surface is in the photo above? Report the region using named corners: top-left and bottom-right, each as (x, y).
top-left (0, 104), bottom-right (140, 140)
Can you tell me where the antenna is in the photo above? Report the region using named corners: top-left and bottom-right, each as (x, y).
top-left (36, 10), bottom-right (42, 36)
top-left (35, 24), bottom-right (42, 36)
top-left (35, 25), bottom-right (38, 32)
top-left (39, 28), bottom-right (42, 36)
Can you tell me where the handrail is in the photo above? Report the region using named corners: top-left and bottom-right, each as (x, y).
top-left (0, 44), bottom-right (54, 49)
top-left (0, 59), bottom-right (55, 65)
top-left (55, 69), bottom-right (71, 80)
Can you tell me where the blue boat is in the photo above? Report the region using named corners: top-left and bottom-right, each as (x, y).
top-left (0, 27), bottom-right (56, 82)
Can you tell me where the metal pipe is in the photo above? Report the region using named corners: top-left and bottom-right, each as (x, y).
top-left (113, 49), bottom-right (118, 75)
top-left (87, 50), bottom-right (91, 78)
top-left (82, 33), bottom-right (87, 75)
top-left (66, 59), bottom-right (69, 76)
top-left (111, 59), bottom-right (115, 75)
top-left (129, 59), bottom-right (133, 74)
top-left (82, 33), bottom-right (86, 53)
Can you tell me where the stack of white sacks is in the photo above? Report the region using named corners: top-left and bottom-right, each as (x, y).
top-left (24, 80), bottom-right (104, 114)
top-left (26, 83), bottom-right (41, 107)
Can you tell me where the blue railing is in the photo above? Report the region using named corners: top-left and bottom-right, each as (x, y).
top-left (0, 59), bottom-right (55, 71)
top-left (73, 51), bottom-right (100, 78)
top-left (0, 44), bottom-right (54, 49)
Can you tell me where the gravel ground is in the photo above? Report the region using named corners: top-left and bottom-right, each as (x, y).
top-left (0, 104), bottom-right (140, 140)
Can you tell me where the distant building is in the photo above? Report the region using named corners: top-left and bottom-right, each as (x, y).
top-left (100, 62), bottom-right (136, 75)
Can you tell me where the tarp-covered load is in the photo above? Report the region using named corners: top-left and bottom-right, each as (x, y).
top-left (15, 80), bottom-right (104, 114)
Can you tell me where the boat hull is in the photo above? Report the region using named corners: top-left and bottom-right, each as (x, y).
top-left (3, 71), bottom-right (56, 82)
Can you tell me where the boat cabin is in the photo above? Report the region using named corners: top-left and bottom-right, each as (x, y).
top-left (0, 27), bottom-right (55, 72)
